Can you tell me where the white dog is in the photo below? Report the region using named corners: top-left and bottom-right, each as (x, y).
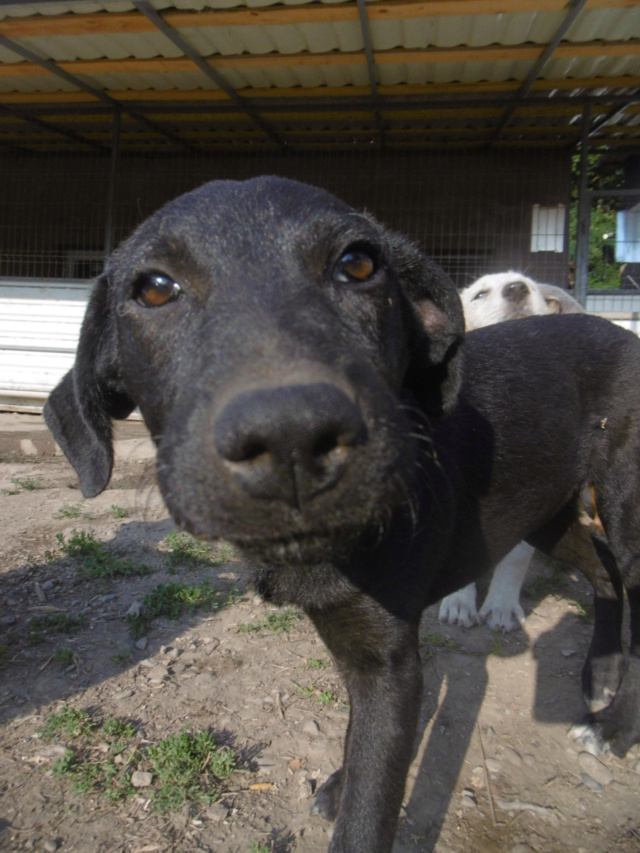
top-left (439, 272), bottom-right (584, 631)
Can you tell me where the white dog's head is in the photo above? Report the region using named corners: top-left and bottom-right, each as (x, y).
top-left (460, 271), bottom-right (583, 331)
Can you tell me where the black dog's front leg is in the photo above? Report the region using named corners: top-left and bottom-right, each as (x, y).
top-left (308, 597), bottom-right (422, 853)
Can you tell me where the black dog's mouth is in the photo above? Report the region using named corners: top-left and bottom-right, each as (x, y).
top-left (228, 524), bottom-right (365, 566)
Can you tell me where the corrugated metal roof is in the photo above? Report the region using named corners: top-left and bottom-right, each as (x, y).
top-left (0, 0), bottom-right (638, 151)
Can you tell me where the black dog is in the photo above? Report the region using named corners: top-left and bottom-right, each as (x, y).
top-left (44, 177), bottom-right (640, 853)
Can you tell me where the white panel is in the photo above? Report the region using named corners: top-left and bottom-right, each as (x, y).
top-left (531, 204), bottom-right (565, 253)
top-left (616, 206), bottom-right (640, 263)
top-left (0, 282), bottom-right (90, 408)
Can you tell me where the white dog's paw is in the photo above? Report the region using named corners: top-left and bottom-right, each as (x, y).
top-left (438, 584), bottom-right (479, 628)
top-left (479, 598), bottom-right (525, 632)
top-left (568, 721), bottom-right (606, 756)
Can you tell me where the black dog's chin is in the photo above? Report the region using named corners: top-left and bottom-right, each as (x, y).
top-left (231, 526), bottom-right (362, 567)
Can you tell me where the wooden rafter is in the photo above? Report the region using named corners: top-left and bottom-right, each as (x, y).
top-left (1, 77), bottom-right (638, 109)
top-left (1, 40), bottom-right (638, 80)
top-left (0, 0), bottom-right (635, 38)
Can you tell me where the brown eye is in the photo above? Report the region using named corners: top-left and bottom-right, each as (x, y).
top-left (133, 272), bottom-right (181, 307)
top-left (334, 248), bottom-right (377, 283)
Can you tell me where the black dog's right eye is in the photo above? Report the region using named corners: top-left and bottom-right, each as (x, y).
top-left (334, 248), bottom-right (378, 284)
top-left (132, 272), bottom-right (181, 308)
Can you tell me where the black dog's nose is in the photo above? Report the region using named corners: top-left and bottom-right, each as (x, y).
top-left (502, 280), bottom-right (529, 303)
top-left (213, 383), bottom-right (367, 507)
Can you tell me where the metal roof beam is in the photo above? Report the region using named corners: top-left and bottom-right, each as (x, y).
top-left (0, 99), bottom-right (107, 151)
top-left (356, 0), bottom-right (384, 148)
top-left (0, 32), bottom-right (197, 152)
top-left (131, 0), bottom-right (285, 149)
top-left (491, 0), bottom-right (589, 140)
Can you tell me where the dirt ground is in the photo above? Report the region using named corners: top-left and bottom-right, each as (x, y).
top-left (1, 415), bottom-right (639, 853)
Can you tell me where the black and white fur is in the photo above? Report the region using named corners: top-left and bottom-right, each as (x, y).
top-left (440, 271), bottom-right (585, 630)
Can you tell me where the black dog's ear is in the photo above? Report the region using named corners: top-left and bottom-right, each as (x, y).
top-left (43, 275), bottom-right (136, 498)
top-left (389, 234), bottom-right (465, 416)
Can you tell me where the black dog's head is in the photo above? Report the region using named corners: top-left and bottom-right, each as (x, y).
top-left (44, 176), bottom-right (463, 563)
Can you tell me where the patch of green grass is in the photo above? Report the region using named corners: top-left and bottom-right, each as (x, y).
top-left (49, 530), bottom-right (153, 579)
top-left (110, 504), bottom-right (127, 519)
top-left (11, 475), bottom-right (42, 491)
top-left (420, 632), bottom-right (458, 659)
top-left (299, 683), bottom-right (336, 707)
top-left (237, 609), bottom-right (299, 635)
top-left (488, 630), bottom-right (503, 657)
top-left (146, 726), bottom-right (235, 811)
top-left (54, 647), bottom-right (74, 668)
top-left (38, 706), bottom-right (93, 740)
top-left (127, 580), bottom-right (235, 638)
top-left (54, 502), bottom-right (83, 519)
top-left (304, 657), bottom-right (330, 671)
top-left (28, 613), bottom-right (83, 644)
top-left (160, 531), bottom-right (236, 574)
top-left (316, 689), bottom-right (335, 707)
top-left (110, 649), bottom-right (133, 666)
top-left (102, 717), bottom-right (137, 740)
top-left (248, 842), bottom-right (271, 853)
top-left (38, 708), bottom-right (235, 809)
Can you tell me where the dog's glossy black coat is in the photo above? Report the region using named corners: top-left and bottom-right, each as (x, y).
top-left (44, 177), bottom-right (640, 853)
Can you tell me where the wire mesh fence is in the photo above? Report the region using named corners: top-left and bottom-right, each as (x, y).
top-left (1, 141), bottom-right (574, 289)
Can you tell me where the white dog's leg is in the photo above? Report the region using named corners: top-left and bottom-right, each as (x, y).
top-left (438, 583), bottom-right (479, 628)
top-left (479, 541), bottom-right (533, 632)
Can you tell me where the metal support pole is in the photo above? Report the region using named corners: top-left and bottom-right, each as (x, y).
top-left (104, 109), bottom-right (121, 262)
top-left (574, 103), bottom-right (591, 307)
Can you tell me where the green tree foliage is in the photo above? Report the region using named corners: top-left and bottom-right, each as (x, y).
top-left (570, 151), bottom-right (625, 290)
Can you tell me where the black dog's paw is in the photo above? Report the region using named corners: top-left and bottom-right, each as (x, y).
top-left (310, 768), bottom-right (343, 821)
top-left (582, 651), bottom-right (624, 713)
top-left (573, 657), bottom-right (640, 758)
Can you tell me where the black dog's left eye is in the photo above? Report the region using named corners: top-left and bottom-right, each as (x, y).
top-left (334, 248), bottom-right (378, 284)
top-left (471, 289), bottom-right (488, 302)
top-left (132, 272), bottom-right (181, 307)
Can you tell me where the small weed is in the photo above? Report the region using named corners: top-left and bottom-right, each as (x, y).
top-left (162, 531), bottom-right (218, 568)
top-left (248, 842), bottom-right (271, 853)
top-left (565, 597), bottom-right (593, 620)
top-left (237, 609), bottom-right (299, 635)
top-left (28, 613), bottom-right (83, 644)
top-left (38, 706), bottom-right (93, 740)
top-left (102, 718), bottom-right (137, 739)
top-left (305, 657), bottom-right (330, 670)
top-left (110, 504), bottom-right (127, 519)
top-left (55, 647), bottom-right (75, 668)
top-left (54, 502), bottom-right (82, 519)
top-left (316, 689), bottom-right (335, 707)
top-left (110, 649), bottom-right (133, 666)
top-left (11, 476), bottom-right (42, 492)
top-left (127, 580), bottom-right (227, 638)
top-left (41, 709), bottom-right (137, 801)
top-left (420, 633), bottom-right (458, 659)
top-left (146, 726), bottom-right (235, 811)
top-left (299, 684), bottom-right (335, 706)
top-left (488, 630), bottom-right (502, 656)
top-left (38, 707), bottom-right (233, 808)
top-left (50, 530), bottom-right (153, 579)
top-left (161, 532), bottom-right (236, 570)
